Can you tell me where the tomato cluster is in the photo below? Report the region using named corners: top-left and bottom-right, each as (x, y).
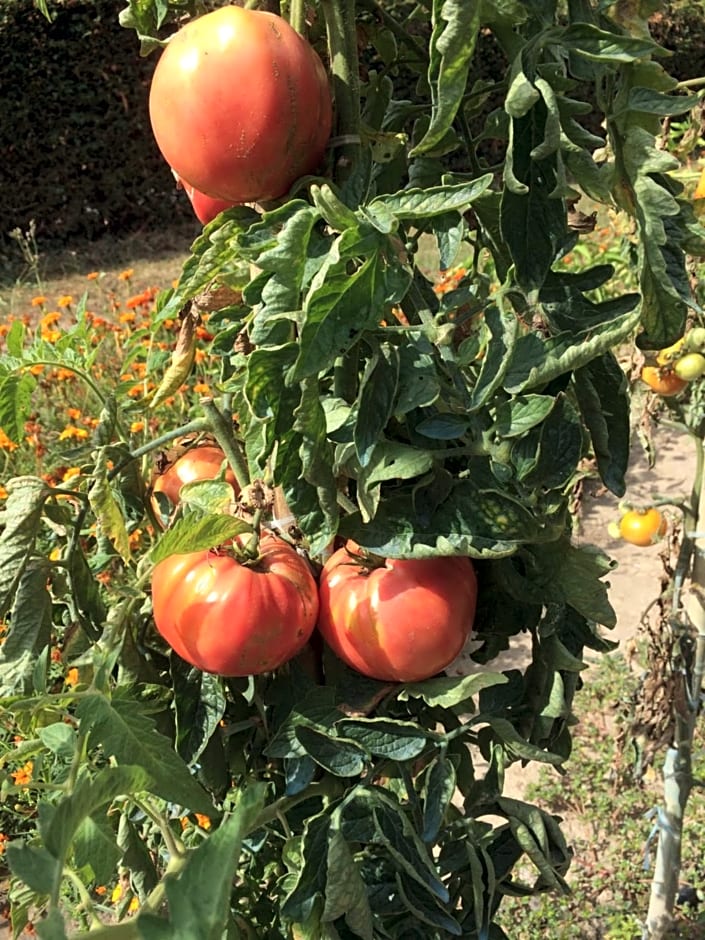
top-left (641, 326), bottom-right (705, 395)
top-left (149, 449), bottom-right (478, 682)
top-left (149, 6), bottom-right (332, 219)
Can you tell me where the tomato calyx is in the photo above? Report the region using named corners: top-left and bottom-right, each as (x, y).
top-left (340, 541), bottom-right (388, 574)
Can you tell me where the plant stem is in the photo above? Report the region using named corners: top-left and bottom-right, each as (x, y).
top-left (107, 418), bottom-right (209, 482)
top-left (200, 397), bottom-right (250, 491)
top-left (356, 0), bottom-right (427, 63)
top-left (288, 0), bottom-right (305, 34)
top-left (321, 0), bottom-right (362, 187)
top-left (644, 435), bottom-right (705, 939)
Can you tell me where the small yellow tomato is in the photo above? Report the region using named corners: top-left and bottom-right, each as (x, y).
top-left (618, 508), bottom-right (667, 547)
top-left (656, 338), bottom-right (685, 365)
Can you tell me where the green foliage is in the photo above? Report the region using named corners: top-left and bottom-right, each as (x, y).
top-left (1, 0), bottom-right (705, 937)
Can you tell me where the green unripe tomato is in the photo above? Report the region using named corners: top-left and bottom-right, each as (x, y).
top-left (685, 327), bottom-right (705, 352)
top-left (674, 352), bottom-right (705, 381)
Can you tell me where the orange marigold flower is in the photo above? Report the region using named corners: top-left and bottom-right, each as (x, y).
top-left (130, 420), bottom-right (145, 434)
top-left (55, 368), bottom-right (77, 382)
top-left (0, 485), bottom-right (8, 500)
top-left (51, 647), bottom-right (62, 663)
top-left (126, 291), bottom-right (151, 309)
top-left (86, 271), bottom-right (100, 280)
top-left (128, 529), bottom-right (143, 549)
top-left (194, 814), bottom-right (211, 830)
top-left (59, 426), bottom-right (90, 441)
top-left (0, 429), bottom-right (18, 451)
top-left (127, 385), bottom-right (144, 399)
top-left (118, 268), bottom-right (134, 281)
top-left (0, 833), bottom-right (9, 855)
top-left (67, 407), bottom-right (82, 421)
top-left (95, 885), bottom-right (107, 896)
top-left (119, 311), bottom-right (137, 324)
top-left (62, 467), bottom-right (81, 482)
top-left (194, 349), bottom-right (207, 365)
top-left (57, 295), bottom-right (73, 308)
top-left (65, 667), bottom-right (79, 688)
top-left (40, 310), bottom-right (61, 326)
top-left (193, 382), bottom-right (211, 395)
top-left (28, 363), bottom-right (45, 375)
top-left (41, 329), bottom-right (61, 344)
top-left (10, 761), bottom-right (33, 786)
top-left (31, 296), bottom-right (47, 307)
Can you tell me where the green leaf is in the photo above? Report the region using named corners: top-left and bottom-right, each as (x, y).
top-left (364, 177), bottom-right (493, 228)
top-left (282, 812), bottom-right (331, 923)
top-left (395, 870), bottom-right (462, 935)
top-left (0, 371), bottom-right (36, 444)
top-left (0, 560), bottom-right (52, 695)
top-left (150, 513), bottom-right (252, 565)
top-left (501, 102), bottom-right (569, 291)
top-left (626, 86), bottom-right (696, 116)
top-left (295, 725), bottom-right (368, 777)
top-left (75, 692), bottom-right (213, 814)
top-left (293, 253), bottom-right (408, 380)
top-left (494, 394), bottom-right (555, 438)
top-left (354, 344), bottom-right (400, 467)
top-left (88, 448), bottom-right (131, 563)
top-left (467, 305), bottom-right (519, 411)
top-left (336, 718), bottom-right (429, 761)
top-left (399, 672), bottom-right (508, 709)
top-left (535, 540), bottom-right (617, 627)
top-left (172, 663), bottom-right (227, 767)
top-left (573, 353), bottom-right (629, 497)
top-left (422, 755), bottom-right (457, 843)
top-left (38, 723), bottom-right (76, 761)
top-left (372, 801), bottom-right (449, 902)
top-left (562, 21), bottom-right (664, 63)
top-left (141, 784), bottom-right (266, 940)
top-left (0, 476), bottom-right (49, 618)
top-left (42, 765), bottom-right (151, 862)
top-left (323, 826), bottom-right (374, 939)
top-left (6, 841), bottom-right (59, 895)
top-left (411, 0), bottom-right (482, 155)
top-left (73, 815), bottom-right (122, 885)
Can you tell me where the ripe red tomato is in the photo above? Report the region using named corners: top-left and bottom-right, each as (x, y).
top-left (149, 6), bottom-right (332, 204)
top-left (174, 172), bottom-right (235, 225)
top-left (317, 543), bottom-right (478, 682)
top-left (618, 508), bottom-right (667, 547)
top-left (640, 366), bottom-right (688, 396)
top-left (151, 445), bottom-right (239, 518)
top-left (151, 532), bottom-right (319, 676)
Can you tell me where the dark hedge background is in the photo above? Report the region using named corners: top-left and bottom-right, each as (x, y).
top-left (0, 1), bottom-right (703, 263)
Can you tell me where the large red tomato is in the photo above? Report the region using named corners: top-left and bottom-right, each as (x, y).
top-left (151, 445), bottom-right (239, 521)
top-left (317, 543), bottom-right (478, 682)
top-left (149, 6), bottom-right (332, 204)
top-left (151, 532), bottom-right (319, 676)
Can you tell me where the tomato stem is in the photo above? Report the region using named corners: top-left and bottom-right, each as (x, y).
top-left (287, 0), bottom-right (305, 35)
top-left (200, 397), bottom-right (251, 492)
top-left (320, 0), bottom-right (361, 187)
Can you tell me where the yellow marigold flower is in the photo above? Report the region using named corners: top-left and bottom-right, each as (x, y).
top-left (194, 814), bottom-right (211, 830)
top-left (0, 833), bottom-right (8, 855)
top-left (194, 348), bottom-right (208, 364)
top-left (40, 310), bottom-right (61, 326)
top-left (119, 311), bottom-right (137, 324)
top-left (128, 529), bottom-right (143, 549)
top-left (111, 884), bottom-right (124, 903)
top-left (0, 429), bottom-right (18, 451)
top-left (118, 268), bottom-right (134, 281)
top-left (49, 547), bottom-right (62, 561)
top-left (41, 329), bottom-right (61, 343)
top-left (10, 761), bottom-right (33, 786)
top-left (130, 420), bottom-right (145, 434)
top-left (65, 667), bottom-right (79, 688)
top-left (86, 271), bottom-right (100, 281)
top-left (62, 467), bottom-right (81, 482)
top-left (67, 407), bottom-right (82, 421)
top-left (31, 295), bottom-right (47, 307)
top-left (128, 897), bottom-right (139, 914)
top-left (59, 426), bottom-right (90, 441)
top-left (57, 296), bottom-right (73, 308)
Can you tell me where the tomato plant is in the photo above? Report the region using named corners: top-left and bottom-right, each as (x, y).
top-left (618, 508), bottom-right (668, 547)
top-left (148, 5), bottom-right (332, 204)
top-left (151, 532), bottom-right (318, 675)
top-left (317, 542), bottom-right (477, 682)
top-left (3, 1), bottom-right (705, 938)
